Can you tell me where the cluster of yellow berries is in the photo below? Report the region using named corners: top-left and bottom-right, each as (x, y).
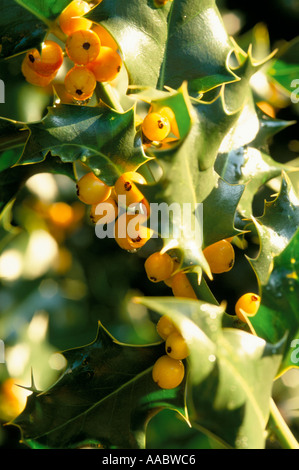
top-left (152, 315), bottom-right (189, 389)
top-left (21, 0), bottom-right (122, 102)
top-left (76, 170), bottom-right (153, 251)
top-left (151, 291), bottom-right (261, 390)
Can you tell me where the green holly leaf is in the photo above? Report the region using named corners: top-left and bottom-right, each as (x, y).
top-left (15, 0), bottom-right (70, 22)
top-left (0, 0), bottom-right (47, 59)
top-left (13, 322), bottom-right (187, 449)
top-left (88, 0), bottom-right (237, 91)
top-left (266, 36), bottom-right (299, 95)
top-left (0, 117), bottom-right (29, 171)
top-left (202, 177), bottom-right (244, 248)
top-left (215, 93), bottom-right (296, 220)
top-left (249, 229), bottom-right (299, 377)
top-left (16, 103), bottom-right (147, 186)
top-left (136, 296), bottom-right (283, 449)
top-left (248, 173), bottom-right (299, 286)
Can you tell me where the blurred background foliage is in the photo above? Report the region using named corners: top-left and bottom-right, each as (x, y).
top-left (0, 0), bottom-right (299, 449)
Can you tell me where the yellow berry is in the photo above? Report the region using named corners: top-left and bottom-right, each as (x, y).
top-left (48, 202), bottom-right (74, 228)
top-left (25, 40), bottom-right (64, 76)
top-left (90, 197), bottom-right (118, 224)
top-left (114, 213), bottom-right (153, 251)
top-left (76, 172), bottom-right (111, 205)
top-left (203, 239), bottom-right (235, 274)
top-left (59, 0), bottom-right (92, 36)
top-left (142, 112), bottom-right (171, 142)
top-left (92, 24), bottom-right (118, 51)
top-left (165, 331), bottom-right (189, 360)
top-left (66, 29), bottom-right (101, 65)
top-left (156, 315), bottom-right (178, 340)
top-left (235, 293), bottom-right (261, 323)
top-left (21, 59), bottom-right (57, 87)
top-left (152, 355), bottom-right (185, 389)
top-left (87, 46), bottom-right (122, 82)
top-left (114, 172), bottom-right (146, 207)
top-left (171, 271), bottom-right (197, 300)
top-left (64, 66), bottom-right (96, 101)
top-left (159, 106), bottom-right (180, 138)
top-left (144, 252), bottom-right (174, 283)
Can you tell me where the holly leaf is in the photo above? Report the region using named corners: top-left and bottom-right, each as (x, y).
top-left (12, 322), bottom-right (187, 449)
top-left (16, 103), bottom-right (147, 186)
top-left (0, 0), bottom-right (47, 59)
top-left (88, 0), bottom-right (237, 91)
top-left (15, 0), bottom-right (71, 22)
top-left (202, 177), bottom-right (244, 248)
top-left (136, 296), bottom-right (283, 449)
top-left (248, 173), bottom-right (299, 286)
top-left (249, 229), bottom-right (299, 377)
top-left (266, 36), bottom-right (299, 95)
top-left (0, 117), bottom-right (29, 171)
top-left (215, 89), bottom-right (297, 220)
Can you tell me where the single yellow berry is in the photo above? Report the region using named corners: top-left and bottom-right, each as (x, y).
top-left (235, 293), bottom-right (261, 323)
top-left (66, 29), bottom-right (101, 65)
top-left (114, 213), bottom-right (153, 251)
top-left (59, 0), bottom-right (92, 36)
top-left (203, 239), bottom-right (235, 274)
top-left (144, 252), bottom-right (174, 283)
top-left (171, 271), bottom-right (197, 300)
top-left (25, 40), bottom-right (64, 76)
top-left (92, 24), bottom-right (118, 51)
top-left (87, 46), bottom-right (122, 82)
top-left (48, 202), bottom-right (74, 228)
top-left (142, 112), bottom-right (171, 142)
top-left (159, 106), bottom-right (180, 138)
top-left (76, 172), bottom-right (112, 205)
top-left (21, 59), bottom-right (57, 87)
top-left (64, 66), bottom-right (96, 101)
top-left (156, 315), bottom-right (178, 340)
top-left (152, 355), bottom-right (185, 389)
top-left (165, 331), bottom-right (189, 360)
top-left (90, 197), bottom-right (118, 224)
top-left (114, 172), bottom-right (146, 207)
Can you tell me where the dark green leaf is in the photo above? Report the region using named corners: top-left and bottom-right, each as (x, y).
top-left (17, 103), bottom-right (147, 186)
top-left (15, 0), bottom-right (71, 22)
top-left (13, 323), bottom-right (187, 449)
top-left (248, 173), bottom-right (299, 285)
top-left (0, 117), bottom-right (29, 171)
top-left (0, 0), bottom-right (47, 58)
top-left (88, 0), bottom-right (237, 91)
top-left (202, 177), bottom-right (244, 248)
top-left (266, 36), bottom-right (299, 94)
top-left (250, 229), bottom-right (299, 376)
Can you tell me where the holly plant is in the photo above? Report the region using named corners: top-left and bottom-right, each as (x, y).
top-left (0, 0), bottom-right (299, 450)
